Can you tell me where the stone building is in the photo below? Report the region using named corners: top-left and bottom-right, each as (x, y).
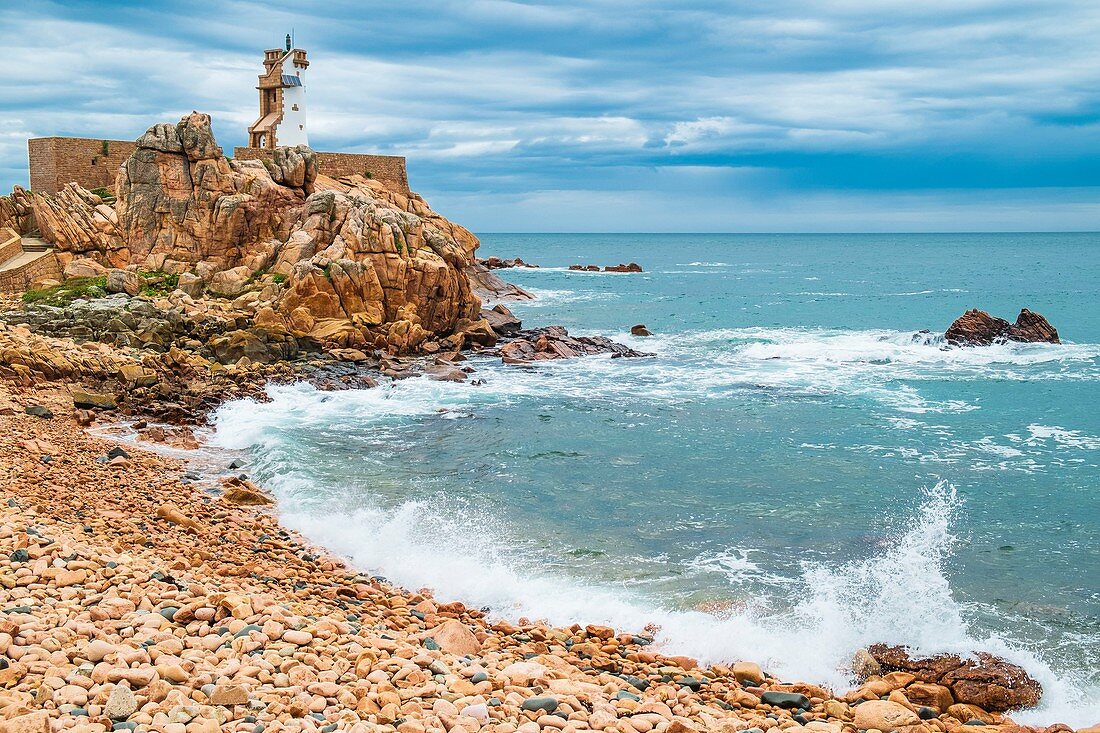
top-left (248, 35), bottom-right (310, 149)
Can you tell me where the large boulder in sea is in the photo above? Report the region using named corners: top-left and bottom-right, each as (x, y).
top-left (945, 308), bottom-right (1059, 346)
top-left (867, 644), bottom-right (1042, 711)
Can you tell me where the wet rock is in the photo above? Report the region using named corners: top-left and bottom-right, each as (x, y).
top-left (852, 647), bottom-right (882, 680)
top-left (1006, 308), bottom-right (1059, 343)
top-left (945, 310), bottom-right (1012, 346)
top-left (496, 325), bottom-right (652, 364)
top-left (221, 476), bottom-right (273, 506)
top-left (480, 256), bottom-right (538, 269)
top-left (604, 262), bottom-right (643, 273)
top-left (631, 324), bottom-right (652, 336)
top-left (945, 308), bottom-right (1059, 346)
top-left (868, 644), bottom-right (1042, 711)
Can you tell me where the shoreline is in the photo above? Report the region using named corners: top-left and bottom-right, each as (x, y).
top-left (2, 378), bottom-right (1090, 733)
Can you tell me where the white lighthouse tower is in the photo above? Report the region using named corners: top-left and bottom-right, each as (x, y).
top-left (248, 34), bottom-right (310, 149)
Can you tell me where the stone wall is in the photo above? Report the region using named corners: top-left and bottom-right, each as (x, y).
top-left (0, 228), bottom-right (21, 265)
top-left (233, 147), bottom-right (409, 194)
top-left (29, 138), bottom-right (138, 195)
top-left (0, 253), bottom-right (61, 293)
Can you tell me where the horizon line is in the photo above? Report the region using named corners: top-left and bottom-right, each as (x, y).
top-left (474, 230), bottom-right (1100, 236)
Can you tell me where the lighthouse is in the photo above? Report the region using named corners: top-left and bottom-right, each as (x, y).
top-left (247, 35), bottom-right (310, 149)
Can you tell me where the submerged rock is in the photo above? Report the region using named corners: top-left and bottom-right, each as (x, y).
top-left (945, 308), bottom-right (1059, 346)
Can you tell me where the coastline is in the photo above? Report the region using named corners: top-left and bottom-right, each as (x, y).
top-left (1, 378), bottom-right (1088, 733)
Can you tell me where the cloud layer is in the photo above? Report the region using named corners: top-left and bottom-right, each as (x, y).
top-left (3, 0), bottom-right (1100, 231)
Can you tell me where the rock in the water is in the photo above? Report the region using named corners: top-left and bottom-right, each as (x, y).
top-left (867, 644), bottom-right (1042, 711)
top-left (496, 326), bottom-right (651, 364)
top-left (945, 309), bottom-right (1012, 346)
top-left (945, 308), bottom-right (1059, 346)
top-left (1006, 308), bottom-right (1059, 343)
top-left (604, 262), bottom-right (643, 273)
top-left (631, 324), bottom-right (651, 336)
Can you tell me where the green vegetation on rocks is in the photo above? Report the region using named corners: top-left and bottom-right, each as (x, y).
top-left (22, 276), bottom-right (108, 306)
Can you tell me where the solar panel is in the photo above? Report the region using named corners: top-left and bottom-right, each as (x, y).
top-left (281, 75), bottom-right (302, 87)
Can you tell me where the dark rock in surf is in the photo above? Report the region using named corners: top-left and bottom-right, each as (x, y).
top-left (1006, 308), bottom-right (1059, 343)
top-left (494, 325), bottom-right (651, 364)
top-left (945, 308), bottom-right (1059, 346)
top-left (867, 644), bottom-right (1042, 712)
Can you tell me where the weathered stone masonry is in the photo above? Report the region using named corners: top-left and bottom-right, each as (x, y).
top-left (27, 137), bottom-right (410, 197)
top-left (234, 147), bottom-right (409, 194)
top-left (28, 138), bottom-right (138, 196)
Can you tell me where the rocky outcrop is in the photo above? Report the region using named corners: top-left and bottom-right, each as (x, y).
top-left (945, 309), bottom-right (1060, 346)
top-left (28, 184), bottom-right (123, 261)
top-left (495, 326), bottom-right (651, 364)
top-left (867, 644), bottom-right (1042, 712)
top-left (466, 261), bottom-right (535, 303)
top-left (115, 112), bottom-right (305, 270)
top-left (11, 112), bottom-right (485, 354)
top-left (0, 186), bottom-right (35, 234)
top-left (481, 304), bottom-right (522, 335)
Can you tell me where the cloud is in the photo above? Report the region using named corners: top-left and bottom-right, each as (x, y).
top-left (2, 0), bottom-right (1099, 230)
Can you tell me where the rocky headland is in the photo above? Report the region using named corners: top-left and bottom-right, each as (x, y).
top-left (0, 114), bottom-right (1093, 733)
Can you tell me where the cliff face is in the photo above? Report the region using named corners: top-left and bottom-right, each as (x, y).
top-left (4, 112), bottom-right (485, 353)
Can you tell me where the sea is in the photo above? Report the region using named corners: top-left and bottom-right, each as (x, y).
top-left (210, 233), bottom-right (1100, 725)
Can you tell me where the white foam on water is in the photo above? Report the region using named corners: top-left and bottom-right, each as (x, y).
top-left (513, 287), bottom-right (620, 306)
top-left (1022, 424), bottom-right (1100, 451)
top-left (680, 261), bottom-right (732, 267)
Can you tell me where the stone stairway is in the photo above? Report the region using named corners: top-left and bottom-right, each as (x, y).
top-left (19, 237), bottom-right (50, 253)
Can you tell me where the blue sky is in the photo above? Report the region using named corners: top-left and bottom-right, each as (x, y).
top-left (3, 0), bottom-right (1100, 231)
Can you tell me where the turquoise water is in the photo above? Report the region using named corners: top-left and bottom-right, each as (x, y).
top-left (213, 233), bottom-right (1100, 724)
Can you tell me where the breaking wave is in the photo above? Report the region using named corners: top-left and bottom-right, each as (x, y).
top-left (211, 397), bottom-right (1100, 728)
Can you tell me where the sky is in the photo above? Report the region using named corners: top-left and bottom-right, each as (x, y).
top-left (2, 0), bottom-right (1100, 232)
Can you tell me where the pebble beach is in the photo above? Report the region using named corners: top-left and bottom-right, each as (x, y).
top-left (2, 379), bottom-right (1094, 733)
